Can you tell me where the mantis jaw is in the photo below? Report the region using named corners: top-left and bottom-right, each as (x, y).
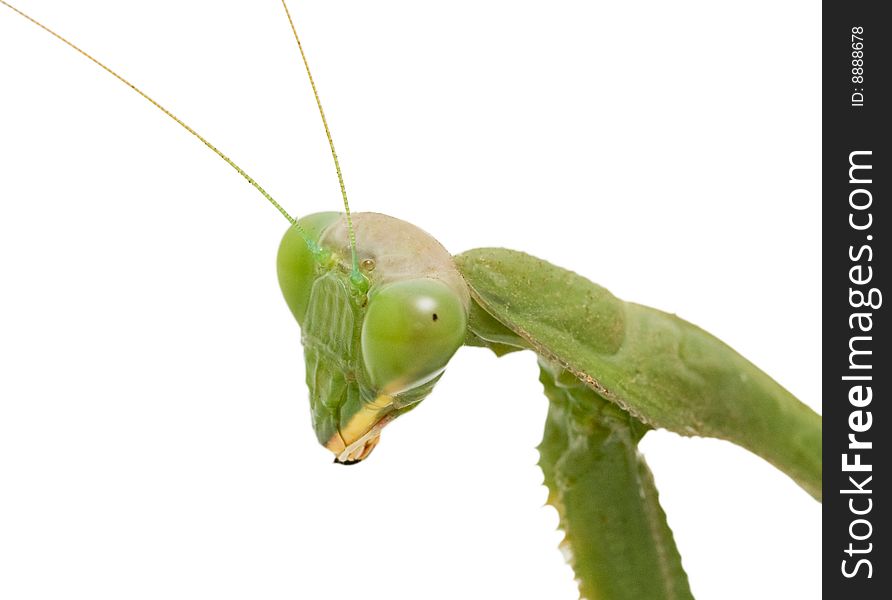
top-left (332, 432), bottom-right (382, 465)
top-left (326, 395), bottom-right (396, 464)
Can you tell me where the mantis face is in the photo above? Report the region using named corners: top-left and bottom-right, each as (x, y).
top-left (277, 212), bottom-right (469, 463)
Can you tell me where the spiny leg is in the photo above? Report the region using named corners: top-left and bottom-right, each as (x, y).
top-left (538, 359), bottom-right (693, 600)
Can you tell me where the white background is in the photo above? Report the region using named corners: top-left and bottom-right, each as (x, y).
top-left (0, 1), bottom-right (820, 599)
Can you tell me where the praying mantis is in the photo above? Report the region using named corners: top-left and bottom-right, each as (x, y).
top-left (0, 1), bottom-right (821, 599)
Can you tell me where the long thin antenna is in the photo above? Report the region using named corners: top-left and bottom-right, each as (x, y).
top-left (280, 0), bottom-right (360, 279)
top-left (1, 0), bottom-right (304, 231)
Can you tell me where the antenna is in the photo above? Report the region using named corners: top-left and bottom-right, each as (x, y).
top-left (280, 0), bottom-right (362, 283)
top-left (1, 0), bottom-right (318, 247)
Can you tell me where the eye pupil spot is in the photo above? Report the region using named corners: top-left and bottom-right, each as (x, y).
top-left (432, 313), bottom-right (438, 321)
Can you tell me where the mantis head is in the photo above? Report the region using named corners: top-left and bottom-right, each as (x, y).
top-left (277, 212), bottom-right (469, 463)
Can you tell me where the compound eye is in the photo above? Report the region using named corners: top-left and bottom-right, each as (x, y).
top-left (361, 279), bottom-right (467, 395)
top-left (276, 212), bottom-right (341, 326)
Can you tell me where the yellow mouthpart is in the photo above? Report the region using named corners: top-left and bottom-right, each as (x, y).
top-left (325, 394), bottom-right (394, 462)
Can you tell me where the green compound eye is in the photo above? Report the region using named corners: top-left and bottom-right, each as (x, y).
top-left (361, 278), bottom-right (467, 395)
top-left (276, 212), bottom-right (341, 326)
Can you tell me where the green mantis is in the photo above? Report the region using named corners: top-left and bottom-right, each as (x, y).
top-left (0, 1), bottom-right (820, 598)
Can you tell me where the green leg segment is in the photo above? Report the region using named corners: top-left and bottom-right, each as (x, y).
top-left (538, 359), bottom-right (694, 600)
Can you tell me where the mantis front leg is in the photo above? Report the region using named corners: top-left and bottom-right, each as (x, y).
top-left (538, 359), bottom-right (693, 600)
top-left (464, 289), bottom-right (692, 598)
top-left (457, 246), bottom-right (822, 598)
